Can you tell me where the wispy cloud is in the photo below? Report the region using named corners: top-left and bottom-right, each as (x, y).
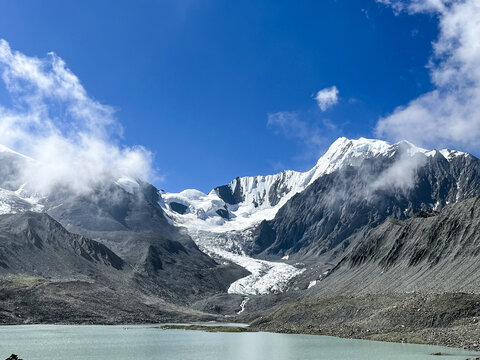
top-left (370, 151), bottom-right (427, 193)
top-left (267, 85), bottom-right (344, 168)
top-left (267, 111), bottom-right (325, 149)
top-left (267, 109), bottom-right (344, 169)
top-left (375, 0), bottom-right (480, 152)
top-left (0, 39), bottom-right (154, 194)
top-left (315, 86), bottom-right (339, 111)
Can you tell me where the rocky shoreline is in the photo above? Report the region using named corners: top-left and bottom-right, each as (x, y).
top-left (249, 292), bottom-right (480, 352)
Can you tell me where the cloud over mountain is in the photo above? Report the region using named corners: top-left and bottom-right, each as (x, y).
top-left (0, 39), bottom-right (154, 194)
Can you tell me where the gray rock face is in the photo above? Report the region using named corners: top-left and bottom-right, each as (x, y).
top-left (0, 210), bottom-right (249, 323)
top-left (317, 194), bottom-right (480, 294)
top-left (252, 150), bottom-right (480, 260)
top-left (214, 178), bottom-right (245, 205)
top-left (170, 202), bottom-right (188, 214)
top-left (44, 181), bottom-right (174, 236)
top-left (267, 173), bottom-right (292, 207)
top-left (215, 208), bottom-right (230, 219)
top-left (0, 212), bottom-right (124, 276)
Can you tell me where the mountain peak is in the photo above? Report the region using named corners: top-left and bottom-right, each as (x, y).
top-left (438, 148), bottom-right (468, 161)
top-left (313, 137), bottom-right (468, 175)
top-left (323, 137), bottom-right (392, 158)
top-left (313, 137), bottom-right (393, 176)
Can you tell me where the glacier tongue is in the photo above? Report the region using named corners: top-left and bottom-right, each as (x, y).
top-left (189, 230), bottom-right (304, 295)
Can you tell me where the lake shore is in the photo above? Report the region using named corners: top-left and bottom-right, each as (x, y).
top-left (1, 288), bottom-right (479, 353)
top-left (249, 292), bottom-right (480, 352)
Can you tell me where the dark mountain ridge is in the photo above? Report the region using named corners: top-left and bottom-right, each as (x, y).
top-left (0, 212), bottom-right (124, 276)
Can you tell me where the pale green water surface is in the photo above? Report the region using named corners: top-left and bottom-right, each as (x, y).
top-left (0, 325), bottom-right (478, 360)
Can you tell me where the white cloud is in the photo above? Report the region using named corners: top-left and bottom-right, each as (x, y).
top-left (375, 0), bottom-right (480, 152)
top-left (370, 151), bottom-right (426, 193)
top-left (0, 39), bottom-right (154, 194)
top-left (315, 86), bottom-right (339, 111)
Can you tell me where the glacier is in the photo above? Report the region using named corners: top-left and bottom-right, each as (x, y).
top-left (0, 137), bottom-right (470, 297)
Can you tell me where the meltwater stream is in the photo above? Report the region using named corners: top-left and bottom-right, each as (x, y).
top-left (0, 325), bottom-right (478, 360)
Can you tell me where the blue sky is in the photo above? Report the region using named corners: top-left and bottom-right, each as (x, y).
top-left (0, 1), bottom-right (447, 192)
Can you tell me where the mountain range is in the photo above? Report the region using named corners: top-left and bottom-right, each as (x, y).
top-left (0, 137), bottom-right (479, 348)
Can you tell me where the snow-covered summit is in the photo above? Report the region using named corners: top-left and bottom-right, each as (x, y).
top-left (438, 148), bottom-right (467, 161)
top-left (311, 137), bottom-right (434, 176)
top-left (160, 137), bottom-right (470, 233)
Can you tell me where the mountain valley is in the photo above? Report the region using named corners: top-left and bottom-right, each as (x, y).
top-left (1, 137), bottom-right (480, 349)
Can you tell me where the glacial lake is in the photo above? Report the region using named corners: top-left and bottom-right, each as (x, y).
top-left (0, 324), bottom-right (478, 360)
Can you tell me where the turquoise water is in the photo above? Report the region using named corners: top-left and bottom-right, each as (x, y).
top-left (0, 325), bottom-right (477, 360)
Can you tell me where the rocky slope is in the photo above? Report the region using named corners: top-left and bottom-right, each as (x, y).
top-left (0, 211), bottom-right (248, 324)
top-left (310, 194), bottom-right (480, 294)
top-left (0, 212), bottom-right (124, 277)
top-left (251, 292), bottom-right (480, 351)
top-left (251, 193), bottom-right (480, 349)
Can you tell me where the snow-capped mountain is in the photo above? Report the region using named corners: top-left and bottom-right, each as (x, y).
top-left (0, 144), bottom-right (250, 315)
top-left (160, 137), bottom-right (469, 234)
top-left (249, 140), bottom-right (480, 260)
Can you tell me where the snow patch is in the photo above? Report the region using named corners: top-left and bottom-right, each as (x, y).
top-left (0, 187), bottom-right (44, 215)
top-left (439, 149), bottom-right (467, 161)
top-left (116, 176), bottom-right (140, 194)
